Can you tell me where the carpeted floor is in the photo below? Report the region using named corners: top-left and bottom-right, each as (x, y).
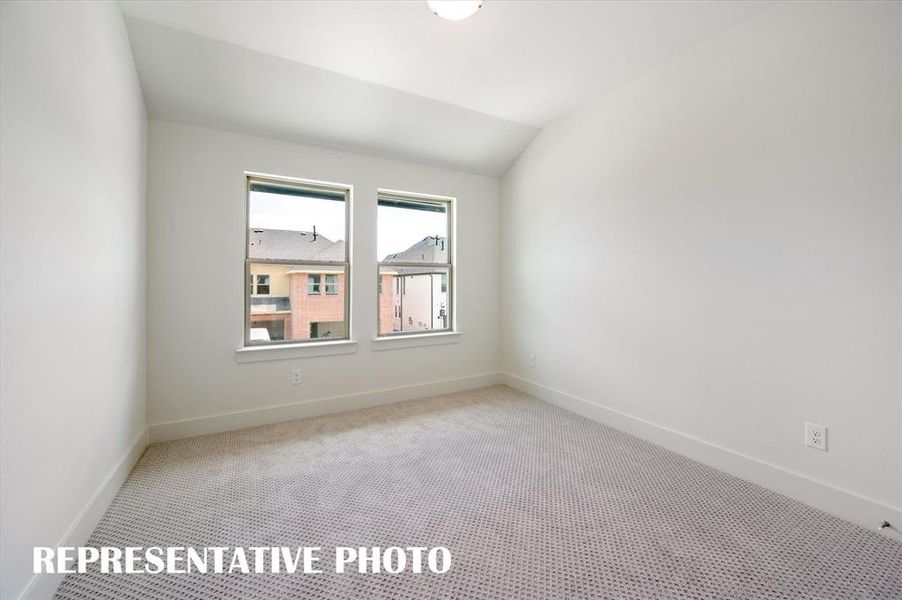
top-left (56, 385), bottom-right (901, 599)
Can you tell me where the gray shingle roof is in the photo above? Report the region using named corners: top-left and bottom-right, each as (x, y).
top-left (248, 229), bottom-right (344, 261)
top-left (382, 236), bottom-right (447, 263)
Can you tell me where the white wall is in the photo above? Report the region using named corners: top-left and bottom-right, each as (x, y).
top-left (146, 120), bottom-right (500, 430)
top-left (502, 1), bottom-right (901, 517)
top-left (0, 2), bottom-right (147, 598)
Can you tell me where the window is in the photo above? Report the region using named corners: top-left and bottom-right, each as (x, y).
top-left (325, 274), bottom-right (338, 295)
top-left (245, 174), bottom-right (350, 346)
top-left (253, 274), bottom-right (270, 295)
top-left (377, 191), bottom-right (453, 336)
top-left (307, 274), bottom-right (321, 294)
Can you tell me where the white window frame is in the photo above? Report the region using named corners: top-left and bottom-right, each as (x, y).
top-left (376, 189), bottom-right (455, 340)
top-left (253, 273), bottom-right (271, 296)
top-left (243, 172), bottom-right (352, 349)
top-left (325, 273), bottom-right (339, 295)
top-left (307, 274), bottom-right (322, 295)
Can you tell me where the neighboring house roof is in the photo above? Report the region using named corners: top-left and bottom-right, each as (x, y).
top-left (249, 229), bottom-right (344, 261)
top-left (382, 236), bottom-right (447, 263)
top-left (249, 229), bottom-right (446, 277)
top-left (381, 235), bottom-right (449, 276)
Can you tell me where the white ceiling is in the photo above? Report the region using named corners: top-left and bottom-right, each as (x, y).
top-left (124, 17), bottom-right (537, 176)
top-left (120, 0), bottom-right (773, 175)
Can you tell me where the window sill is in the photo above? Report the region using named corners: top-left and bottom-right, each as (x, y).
top-left (371, 331), bottom-right (461, 352)
top-left (235, 340), bottom-right (358, 363)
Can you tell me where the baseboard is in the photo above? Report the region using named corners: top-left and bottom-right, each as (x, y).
top-left (18, 427), bottom-right (150, 600)
top-left (149, 372), bottom-right (503, 443)
top-left (500, 373), bottom-right (902, 540)
top-left (15, 372), bottom-right (896, 600)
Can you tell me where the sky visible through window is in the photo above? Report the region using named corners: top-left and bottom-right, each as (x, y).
top-left (249, 191), bottom-right (345, 241)
top-left (250, 190), bottom-right (447, 261)
top-left (377, 204), bottom-right (446, 261)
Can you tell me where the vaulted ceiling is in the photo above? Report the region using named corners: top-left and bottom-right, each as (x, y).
top-left (120, 1), bottom-right (772, 176)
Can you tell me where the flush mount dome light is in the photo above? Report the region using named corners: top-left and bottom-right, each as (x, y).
top-left (427, 0), bottom-right (484, 21)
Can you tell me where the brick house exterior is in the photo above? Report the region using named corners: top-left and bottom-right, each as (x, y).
top-left (288, 270), bottom-right (346, 339)
top-left (249, 229), bottom-right (447, 342)
top-left (378, 274), bottom-right (395, 335)
top-left (249, 229), bottom-right (347, 342)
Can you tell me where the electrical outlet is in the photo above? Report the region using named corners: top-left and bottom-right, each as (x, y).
top-left (805, 422), bottom-right (827, 451)
top-left (291, 368), bottom-right (302, 385)
top-left (528, 353), bottom-right (536, 368)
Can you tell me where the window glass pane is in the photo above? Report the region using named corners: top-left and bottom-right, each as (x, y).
top-left (325, 274), bottom-right (338, 295)
top-left (254, 274), bottom-right (270, 295)
top-left (249, 264), bottom-right (346, 343)
top-left (307, 274), bottom-right (321, 294)
top-left (378, 266), bottom-right (450, 335)
top-left (377, 198), bottom-right (447, 263)
top-left (249, 183), bottom-right (345, 262)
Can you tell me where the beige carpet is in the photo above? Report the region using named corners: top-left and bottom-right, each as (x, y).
top-left (56, 385), bottom-right (901, 599)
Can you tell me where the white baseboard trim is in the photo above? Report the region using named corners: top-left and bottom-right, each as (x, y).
top-left (19, 427), bottom-right (150, 600)
top-left (15, 372), bottom-right (896, 600)
top-left (501, 373), bottom-right (902, 540)
top-left (149, 372), bottom-right (503, 443)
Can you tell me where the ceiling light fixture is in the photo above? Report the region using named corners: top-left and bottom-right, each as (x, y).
top-left (427, 1), bottom-right (484, 21)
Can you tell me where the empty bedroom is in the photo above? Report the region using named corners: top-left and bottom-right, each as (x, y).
top-left (1, 1), bottom-right (900, 598)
